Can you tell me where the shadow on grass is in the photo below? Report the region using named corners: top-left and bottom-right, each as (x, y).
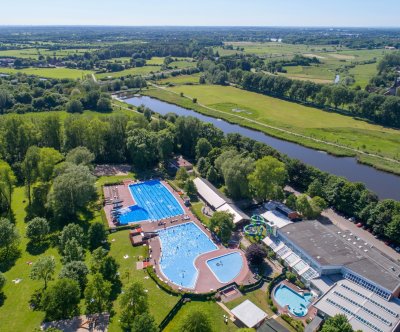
top-left (0, 293), bottom-right (6, 307)
top-left (26, 240), bottom-right (50, 256)
top-left (0, 248), bottom-right (21, 272)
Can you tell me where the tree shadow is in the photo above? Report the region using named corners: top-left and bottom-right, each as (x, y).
top-left (0, 293), bottom-right (6, 307)
top-left (110, 278), bottom-right (122, 301)
top-left (26, 241), bottom-right (50, 256)
top-left (0, 248), bottom-right (21, 272)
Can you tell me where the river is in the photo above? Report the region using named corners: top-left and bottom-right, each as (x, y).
top-left (124, 96), bottom-right (400, 200)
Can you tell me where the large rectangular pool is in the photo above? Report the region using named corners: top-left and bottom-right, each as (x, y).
top-left (158, 222), bottom-right (217, 289)
top-left (118, 180), bottom-right (184, 224)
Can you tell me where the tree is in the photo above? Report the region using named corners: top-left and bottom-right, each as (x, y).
top-left (184, 179), bottom-right (197, 197)
top-left (84, 273), bottom-right (112, 314)
top-left (197, 157), bottom-right (210, 177)
top-left (30, 256), bottom-right (56, 289)
top-left (88, 222), bottom-right (107, 250)
top-left (59, 261), bottom-right (89, 291)
top-left (62, 239), bottom-right (85, 264)
top-left (385, 215), bottom-right (400, 242)
top-left (248, 156), bottom-right (287, 202)
top-left (179, 310), bottom-right (212, 332)
top-left (66, 99), bottom-right (83, 113)
top-left (132, 312), bottom-right (158, 332)
top-left (37, 148), bottom-right (63, 182)
top-left (310, 196), bottom-right (327, 218)
top-left (307, 179), bottom-right (324, 197)
top-left (296, 194), bottom-right (313, 219)
top-left (209, 211), bottom-right (234, 244)
top-left (175, 167), bottom-right (189, 186)
top-left (47, 164), bottom-right (97, 219)
top-left (26, 217), bottom-right (50, 243)
top-left (41, 278), bottom-right (80, 321)
top-left (126, 129), bottom-right (158, 169)
top-left (195, 138), bottom-right (212, 159)
top-left (245, 243), bottom-right (267, 266)
top-left (96, 97), bottom-right (112, 113)
top-left (285, 194), bottom-right (297, 210)
top-left (0, 218), bottom-right (20, 256)
top-left (99, 256), bottom-right (119, 283)
top-left (66, 147), bottom-right (95, 167)
top-left (321, 314), bottom-right (355, 332)
top-left (0, 161), bottom-right (16, 217)
top-left (22, 146), bottom-right (40, 205)
top-left (90, 247), bottom-right (109, 274)
top-left (119, 282), bottom-right (149, 331)
top-left (206, 166), bottom-right (219, 184)
top-left (59, 224), bottom-right (85, 252)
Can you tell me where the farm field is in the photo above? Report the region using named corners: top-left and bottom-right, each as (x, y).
top-left (0, 67), bottom-right (93, 79)
top-left (157, 73), bottom-right (201, 85)
top-left (96, 66), bottom-right (159, 79)
top-left (146, 84), bottom-right (400, 173)
top-left (216, 42), bottom-right (393, 86)
top-left (0, 48), bottom-right (93, 59)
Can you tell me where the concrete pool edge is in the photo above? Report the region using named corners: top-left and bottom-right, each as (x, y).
top-left (205, 252), bottom-right (244, 284)
top-left (157, 221), bottom-right (219, 289)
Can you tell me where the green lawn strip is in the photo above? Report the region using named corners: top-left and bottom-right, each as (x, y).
top-left (190, 201), bottom-right (211, 227)
top-left (106, 230), bottom-right (180, 331)
top-left (0, 67), bottom-right (94, 80)
top-left (163, 300), bottom-right (237, 332)
top-left (142, 86), bottom-right (400, 174)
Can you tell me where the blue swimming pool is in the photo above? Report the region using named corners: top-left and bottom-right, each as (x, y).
top-left (274, 284), bottom-right (312, 317)
top-left (206, 252), bottom-right (243, 283)
top-left (118, 180), bottom-right (184, 224)
top-left (158, 222), bottom-right (217, 288)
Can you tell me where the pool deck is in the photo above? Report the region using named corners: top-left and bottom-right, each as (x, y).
top-left (103, 179), bottom-right (256, 293)
top-left (272, 280), bottom-right (318, 323)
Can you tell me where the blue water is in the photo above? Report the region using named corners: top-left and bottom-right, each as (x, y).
top-left (158, 222), bottom-right (217, 288)
top-left (118, 180), bottom-right (184, 224)
top-left (274, 285), bottom-right (312, 317)
top-left (206, 252), bottom-right (243, 283)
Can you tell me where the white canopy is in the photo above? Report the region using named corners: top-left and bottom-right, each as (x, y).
top-left (231, 300), bottom-right (268, 328)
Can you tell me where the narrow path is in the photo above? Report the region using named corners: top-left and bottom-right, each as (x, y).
top-left (149, 83), bottom-right (400, 166)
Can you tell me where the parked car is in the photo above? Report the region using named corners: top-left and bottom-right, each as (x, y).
top-left (356, 222), bottom-right (363, 228)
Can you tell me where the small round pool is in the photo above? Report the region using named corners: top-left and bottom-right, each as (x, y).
top-left (274, 284), bottom-right (312, 317)
top-left (206, 252), bottom-right (243, 283)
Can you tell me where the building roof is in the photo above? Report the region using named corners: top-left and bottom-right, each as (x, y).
top-left (261, 210), bottom-right (292, 229)
top-left (314, 279), bottom-right (400, 332)
top-left (193, 177), bottom-right (248, 224)
top-left (216, 202), bottom-right (247, 224)
top-left (231, 300), bottom-right (268, 328)
top-left (258, 319), bottom-right (291, 332)
top-left (279, 221), bottom-right (400, 293)
top-left (193, 177), bottom-right (227, 209)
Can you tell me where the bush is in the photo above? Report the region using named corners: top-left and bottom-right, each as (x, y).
top-left (286, 271), bottom-right (297, 283)
top-left (271, 305), bottom-right (278, 313)
top-left (281, 314), bottom-right (304, 332)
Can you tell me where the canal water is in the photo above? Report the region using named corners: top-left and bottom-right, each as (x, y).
top-left (124, 96), bottom-right (400, 200)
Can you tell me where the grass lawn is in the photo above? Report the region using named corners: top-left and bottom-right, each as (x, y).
top-left (0, 188), bottom-right (64, 332)
top-left (349, 62), bottom-right (378, 88)
top-left (147, 57), bottom-right (165, 65)
top-left (169, 60), bottom-right (196, 69)
top-left (0, 67), bottom-right (93, 80)
top-left (190, 201), bottom-right (211, 227)
top-left (157, 73), bottom-right (201, 85)
top-left (146, 85), bottom-right (400, 174)
top-left (96, 66), bottom-right (159, 79)
top-left (163, 300), bottom-right (238, 332)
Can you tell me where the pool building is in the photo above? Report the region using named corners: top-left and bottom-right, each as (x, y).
top-left (263, 220), bottom-right (400, 332)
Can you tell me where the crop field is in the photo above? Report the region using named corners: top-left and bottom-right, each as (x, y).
top-left (0, 67), bottom-right (94, 79)
top-left (0, 48), bottom-right (94, 59)
top-left (215, 42), bottom-right (394, 86)
top-left (147, 85), bottom-right (400, 173)
top-left (168, 59), bottom-right (196, 69)
top-left (146, 56), bottom-right (165, 65)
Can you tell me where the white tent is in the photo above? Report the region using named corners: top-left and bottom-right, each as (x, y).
top-left (231, 300), bottom-right (268, 328)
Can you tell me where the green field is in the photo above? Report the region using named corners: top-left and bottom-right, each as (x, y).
top-left (0, 67), bottom-right (93, 80)
top-left (146, 57), bottom-right (165, 65)
top-left (96, 66), bottom-right (158, 79)
top-left (0, 48), bottom-right (94, 60)
top-left (168, 60), bottom-right (196, 69)
top-left (145, 84), bottom-right (400, 174)
top-left (157, 73), bottom-right (201, 85)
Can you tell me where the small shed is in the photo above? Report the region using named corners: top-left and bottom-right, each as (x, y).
top-left (231, 299), bottom-right (268, 328)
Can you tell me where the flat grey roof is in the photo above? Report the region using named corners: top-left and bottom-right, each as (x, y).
top-left (231, 299), bottom-right (268, 328)
top-left (314, 279), bottom-right (400, 332)
top-left (280, 221), bottom-right (400, 292)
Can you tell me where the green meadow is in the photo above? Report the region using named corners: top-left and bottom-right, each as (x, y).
top-left (0, 67), bottom-right (93, 80)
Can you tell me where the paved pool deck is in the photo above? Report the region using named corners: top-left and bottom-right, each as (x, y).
top-left (104, 179), bottom-right (255, 293)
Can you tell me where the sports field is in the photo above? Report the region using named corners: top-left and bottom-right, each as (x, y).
top-left (147, 84), bottom-right (400, 173)
top-left (0, 67), bottom-right (93, 79)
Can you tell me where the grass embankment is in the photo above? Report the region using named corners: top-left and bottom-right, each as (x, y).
top-left (0, 67), bottom-right (93, 80)
top-left (143, 84), bottom-right (400, 174)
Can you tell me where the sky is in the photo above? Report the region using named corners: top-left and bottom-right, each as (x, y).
top-left (2, 0), bottom-right (400, 27)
